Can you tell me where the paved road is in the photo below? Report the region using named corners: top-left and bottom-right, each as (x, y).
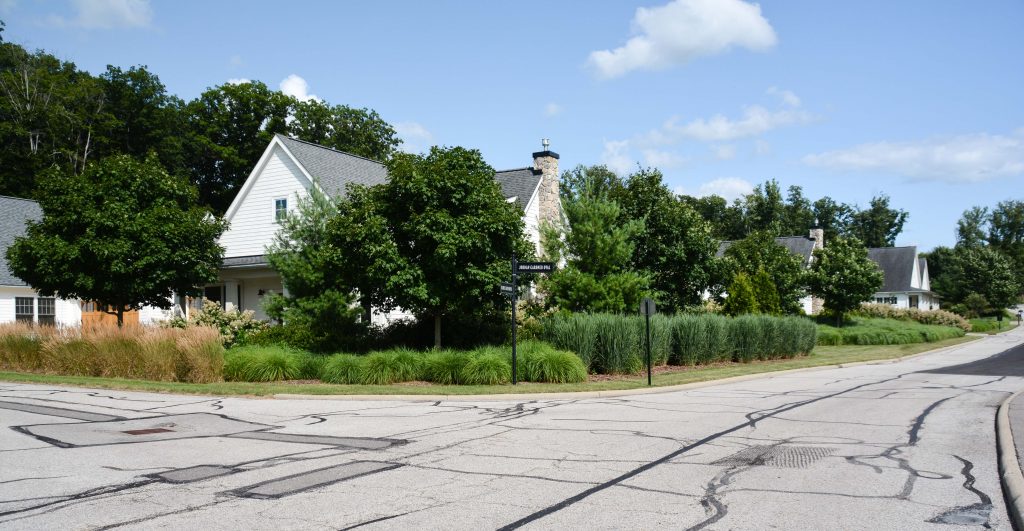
top-left (2, 328), bottom-right (1024, 530)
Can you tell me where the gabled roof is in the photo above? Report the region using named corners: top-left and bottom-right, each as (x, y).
top-left (0, 195), bottom-right (41, 287)
top-left (274, 134), bottom-right (388, 197)
top-left (867, 246), bottom-right (920, 292)
top-left (716, 236), bottom-right (817, 264)
top-left (494, 168), bottom-right (543, 210)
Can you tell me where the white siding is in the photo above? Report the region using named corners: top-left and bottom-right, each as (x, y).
top-left (219, 144), bottom-right (311, 258)
top-left (239, 277), bottom-right (283, 321)
top-left (0, 286), bottom-right (80, 327)
top-left (522, 187), bottom-right (542, 253)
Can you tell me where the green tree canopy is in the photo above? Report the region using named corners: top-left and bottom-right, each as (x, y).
top-left (932, 245), bottom-right (1019, 311)
top-left (610, 168), bottom-right (717, 311)
top-left (722, 272), bottom-right (759, 316)
top-left (805, 237), bottom-right (883, 325)
top-left (6, 154), bottom-right (225, 326)
top-left (722, 231), bottom-right (806, 314)
top-left (289, 100), bottom-right (401, 161)
top-left (327, 146), bottom-right (531, 348)
top-left (989, 200), bottom-right (1024, 284)
top-left (849, 194), bottom-right (908, 247)
top-left (544, 165), bottom-right (649, 313)
top-left (750, 268), bottom-right (782, 315)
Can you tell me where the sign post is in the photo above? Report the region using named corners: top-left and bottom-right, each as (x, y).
top-left (508, 259), bottom-right (555, 385)
top-left (640, 298), bottom-right (656, 386)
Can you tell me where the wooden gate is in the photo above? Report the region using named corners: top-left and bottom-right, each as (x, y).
top-left (80, 302), bottom-right (140, 327)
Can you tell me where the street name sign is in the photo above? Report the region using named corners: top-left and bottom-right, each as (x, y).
top-left (500, 283), bottom-right (514, 296)
top-left (515, 262), bottom-right (555, 274)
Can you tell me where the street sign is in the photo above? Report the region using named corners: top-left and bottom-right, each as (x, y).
top-left (500, 282), bottom-right (514, 296)
top-left (640, 297), bottom-right (656, 316)
top-left (515, 261), bottom-right (555, 274)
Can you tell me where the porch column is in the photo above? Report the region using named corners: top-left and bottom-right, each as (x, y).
top-left (224, 280), bottom-right (240, 311)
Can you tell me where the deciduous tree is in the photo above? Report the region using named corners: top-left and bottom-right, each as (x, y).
top-left (806, 237), bottom-right (884, 326)
top-left (6, 154), bottom-right (225, 326)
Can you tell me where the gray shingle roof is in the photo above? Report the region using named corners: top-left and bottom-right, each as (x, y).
top-left (716, 236), bottom-right (816, 265)
top-left (0, 196), bottom-right (41, 287)
top-left (275, 134), bottom-right (389, 197)
top-left (494, 168), bottom-right (542, 210)
top-left (867, 246), bottom-right (919, 292)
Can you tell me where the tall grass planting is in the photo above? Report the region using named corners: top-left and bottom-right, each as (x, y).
top-left (0, 323), bottom-right (223, 383)
top-left (545, 313), bottom-right (816, 372)
top-left (855, 303), bottom-right (970, 332)
top-left (516, 340), bottom-right (587, 384)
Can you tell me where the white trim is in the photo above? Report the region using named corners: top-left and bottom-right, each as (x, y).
top-left (521, 178), bottom-right (542, 215)
top-left (222, 136), bottom-right (326, 223)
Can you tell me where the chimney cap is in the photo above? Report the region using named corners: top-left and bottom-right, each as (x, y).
top-left (534, 138), bottom-right (559, 159)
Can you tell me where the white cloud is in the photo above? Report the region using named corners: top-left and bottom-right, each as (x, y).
top-left (767, 86), bottom-right (800, 107)
top-left (544, 103), bottom-right (563, 117)
top-left (601, 140), bottom-right (635, 175)
top-left (49, 0), bottom-right (153, 29)
top-left (226, 78), bottom-right (251, 85)
top-left (712, 144), bottom-right (736, 160)
top-left (677, 177), bottom-right (754, 202)
top-left (660, 104), bottom-right (814, 142)
top-left (587, 0), bottom-right (776, 79)
top-left (803, 130), bottom-right (1024, 183)
top-left (642, 149), bottom-right (685, 169)
top-left (279, 74), bottom-right (320, 103)
top-left (754, 139), bottom-right (771, 155)
top-left (394, 121), bottom-right (434, 154)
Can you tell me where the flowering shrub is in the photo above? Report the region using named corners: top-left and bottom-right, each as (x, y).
top-left (854, 303), bottom-right (971, 332)
top-left (167, 300), bottom-right (268, 347)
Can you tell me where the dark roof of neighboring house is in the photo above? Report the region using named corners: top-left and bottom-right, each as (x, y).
top-left (494, 168), bottom-right (543, 210)
top-left (867, 246), bottom-right (919, 292)
top-left (275, 134), bottom-right (389, 197)
top-left (0, 195), bottom-right (41, 287)
top-left (716, 236), bottom-right (817, 264)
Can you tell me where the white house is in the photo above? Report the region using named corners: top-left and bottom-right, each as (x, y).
top-left (866, 246), bottom-right (940, 310)
top-left (210, 134), bottom-right (563, 324)
top-left (0, 196), bottom-right (81, 326)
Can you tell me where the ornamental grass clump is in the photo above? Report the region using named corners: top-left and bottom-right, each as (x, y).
top-left (0, 322), bottom-right (54, 371)
top-left (422, 350), bottom-right (472, 385)
top-left (320, 354), bottom-right (365, 384)
top-left (461, 351), bottom-right (511, 385)
top-left (223, 345), bottom-right (304, 382)
top-left (816, 317), bottom-right (964, 346)
top-left (593, 314), bottom-right (642, 374)
top-left (359, 348), bottom-right (424, 385)
top-left (543, 313), bottom-right (598, 368)
top-left (729, 315), bottom-right (765, 363)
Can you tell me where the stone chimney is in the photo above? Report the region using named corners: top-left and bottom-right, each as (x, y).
top-left (809, 222), bottom-right (825, 314)
top-left (809, 224), bottom-right (824, 252)
top-left (533, 139), bottom-right (561, 227)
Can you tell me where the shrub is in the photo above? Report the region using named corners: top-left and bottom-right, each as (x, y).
top-left (461, 351), bottom-right (511, 385)
top-left (855, 303), bottom-right (970, 332)
top-left (223, 345), bottom-right (304, 382)
top-left (320, 354), bottom-right (366, 384)
top-left (816, 317), bottom-right (964, 345)
top-left (422, 350), bottom-right (473, 385)
top-left (297, 354), bottom-right (329, 380)
top-left (170, 299), bottom-right (268, 347)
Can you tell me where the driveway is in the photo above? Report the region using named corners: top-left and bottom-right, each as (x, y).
top-left (2, 328), bottom-right (1023, 530)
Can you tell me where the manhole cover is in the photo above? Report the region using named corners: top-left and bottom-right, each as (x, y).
top-left (123, 428), bottom-right (174, 435)
top-left (712, 445), bottom-right (835, 468)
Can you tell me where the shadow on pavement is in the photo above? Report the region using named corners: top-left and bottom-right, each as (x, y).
top-left (918, 343), bottom-right (1024, 378)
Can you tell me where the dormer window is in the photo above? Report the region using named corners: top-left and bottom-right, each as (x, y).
top-left (274, 198), bottom-right (288, 222)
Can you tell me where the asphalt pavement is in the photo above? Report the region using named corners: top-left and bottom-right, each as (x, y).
top-left (1, 327), bottom-right (1024, 530)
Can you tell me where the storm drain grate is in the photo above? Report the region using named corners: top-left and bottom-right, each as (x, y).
top-left (712, 445), bottom-right (835, 468)
top-left (122, 428), bottom-right (174, 435)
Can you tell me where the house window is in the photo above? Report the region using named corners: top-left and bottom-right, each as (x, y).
top-left (15, 297), bottom-right (33, 323)
top-left (37, 298), bottom-right (55, 326)
top-left (274, 198), bottom-right (288, 222)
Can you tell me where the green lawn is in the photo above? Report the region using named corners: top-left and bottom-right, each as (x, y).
top-left (0, 335), bottom-right (978, 397)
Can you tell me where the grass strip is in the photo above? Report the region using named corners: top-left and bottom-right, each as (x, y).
top-left (0, 336), bottom-right (979, 397)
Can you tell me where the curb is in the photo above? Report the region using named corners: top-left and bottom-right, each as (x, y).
top-left (997, 390), bottom-right (1024, 531)
top-left (273, 336), bottom-right (980, 402)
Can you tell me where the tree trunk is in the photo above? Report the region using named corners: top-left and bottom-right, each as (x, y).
top-left (434, 314), bottom-right (442, 350)
top-left (117, 307), bottom-right (124, 329)
top-left (836, 312), bottom-right (842, 328)
top-left (361, 300), bottom-right (372, 324)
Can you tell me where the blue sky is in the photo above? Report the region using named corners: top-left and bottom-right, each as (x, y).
top-left (4, 0), bottom-right (1023, 251)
